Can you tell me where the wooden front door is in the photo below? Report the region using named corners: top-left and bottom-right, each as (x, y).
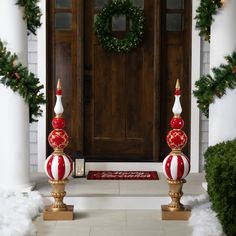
top-left (84, 0), bottom-right (158, 161)
top-left (47, 0), bottom-right (191, 162)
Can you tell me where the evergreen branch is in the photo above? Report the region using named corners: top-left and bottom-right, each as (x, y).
top-left (0, 40), bottom-right (46, 122)
top-left (195, 0), bottom-right (222, 42)
top-left (193, 51), bottom-right (236, 117)
top-left (16, 0), bottom-right (42, 35)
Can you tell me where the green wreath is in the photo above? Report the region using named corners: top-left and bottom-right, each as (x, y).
top-left (94, 0), bottom-right (144, 53)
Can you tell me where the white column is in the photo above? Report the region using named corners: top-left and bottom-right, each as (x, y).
top-left (0, 0), bottom-right (32, 190)
top-left (209, 0), bottom-right (236, 146)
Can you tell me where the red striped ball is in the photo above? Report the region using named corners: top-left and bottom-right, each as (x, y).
top-left (45, 153), bottom-right (73, 180)
top-left (163, 153), bottom-right (190, 180)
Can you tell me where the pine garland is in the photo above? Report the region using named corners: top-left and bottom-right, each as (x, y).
top-left (193, 52), bottom-right (236, 117)
top-left (195, 0), bottom-right (222, 42)
top-left (16, 0), bottom-right (42, 35)
top-left (0, 41), bottom-right (46, 123)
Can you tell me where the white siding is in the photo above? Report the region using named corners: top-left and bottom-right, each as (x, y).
top-left (28, 34), bottom-right (38, 172)
top-left (199, 39), bottom-right (210, 171)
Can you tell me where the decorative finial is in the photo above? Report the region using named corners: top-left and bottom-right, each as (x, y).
top-left (172, 79), bottom-right (182, 116)
top-left (56, 79), bottom-right (62, 95)
top-left (175, 79), bottom-right (180, 94)
top-left (162, 80), bottom-right (191, 220)
top-left (44, 77), bottom-right (73, 220)
top-left (54, 79), bottom-right (64, 116)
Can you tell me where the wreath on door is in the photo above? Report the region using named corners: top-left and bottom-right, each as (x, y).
top-left (94, 0), bottom-right (144, 53)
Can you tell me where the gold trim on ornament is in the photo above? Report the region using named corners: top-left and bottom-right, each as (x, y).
top-left (174, 115), bottom-right (181, 118)
top-left (53, 149), bottom-right (64, 155)
top-left (171, 149), bottom-right (182, 155)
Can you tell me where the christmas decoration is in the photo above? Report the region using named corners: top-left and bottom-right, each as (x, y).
top-left (44, 80), bottom-right (73, 220)
top-left (16, 0), bottom-right (42, 35)
top-left (195, 0), bottom-right (223, 42)
top-left (0, 41), bottom-right (45, 122)
top-left (162, 80), bottom-right (191, 220)
top-left (94, 0), bottom-right (144, 53)
top-left (193, 51), bottom-right (236, 118)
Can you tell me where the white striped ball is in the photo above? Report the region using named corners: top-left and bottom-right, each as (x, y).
top-left (163, 153), bottom-right (190, 180)
top-left (45, 153), bottom-right (73, 180)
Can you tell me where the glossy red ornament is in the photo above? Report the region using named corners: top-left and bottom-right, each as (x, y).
top-left (166, 129), bottom-right (187, 150)
top-left (170, 117), bottom-right (184, 129)
top-left (48, 129), bottom-right (69, 149)
top-left (52, 117), bottom-right (65, 129)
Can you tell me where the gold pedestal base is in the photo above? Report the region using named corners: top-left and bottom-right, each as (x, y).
top-left (161, 205), bottom-right (191, 220)
top-left (43, 205), bottom-right (74, 220)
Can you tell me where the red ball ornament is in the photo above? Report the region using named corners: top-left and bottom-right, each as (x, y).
top-left (48, 129), bottom-right (69, 149)
top-left (52, 117), bottom-right (65, 129)
top-left (170, 117), bottom-right (184, 129)
top-left (163, 153), bottom-right (190, 180)
top-left (166, 129), bottom-right (187, 150)
top-left (45, 153), bottom-right (73, 180)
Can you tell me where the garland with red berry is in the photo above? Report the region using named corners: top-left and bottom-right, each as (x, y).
top-left (0, 41), bottom-right (45, 122)
top-left (195, 0), bottom-right (223, 42)
top-left (0, 1), bottom-right (44, 123)
top-left (193, 52), bottom-right (236, 117)
top-left (16, 0), bottom-right (42, 35)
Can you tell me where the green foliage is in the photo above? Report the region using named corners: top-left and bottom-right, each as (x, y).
top-left (195, 0), bottom-right (222, 42)
top-left (193, 51), bottom-right (236, 117)
top-left (16, 0), bottom-right (42, 35)
top-left (205, 139), bottom-right (236, 236)
top-left (0, 40), bottom-right (46, 123)
top-left (94, 0), bottom-right (144, 53)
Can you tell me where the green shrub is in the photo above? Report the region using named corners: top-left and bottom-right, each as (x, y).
top-left (205, 139), bottom-right (236, 236)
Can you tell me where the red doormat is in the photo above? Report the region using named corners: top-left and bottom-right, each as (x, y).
top-left (87, 171), bottom-right (159, 180)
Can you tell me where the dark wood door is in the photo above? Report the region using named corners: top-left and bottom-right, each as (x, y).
top-left (84, 0), bottom-right (158, 161)
top-left (47, 0), bottom-right (191, 162)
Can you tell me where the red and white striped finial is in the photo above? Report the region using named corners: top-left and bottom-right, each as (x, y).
top-left (163, 80), bottom-right (190, 180)
top-left (54, 79), bottom-right (64, 116)
top-left (172, 79), bottom-right (182, 116)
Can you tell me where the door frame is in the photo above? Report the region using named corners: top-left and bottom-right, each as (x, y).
top-left (37, 0), bottom-right (200, 172)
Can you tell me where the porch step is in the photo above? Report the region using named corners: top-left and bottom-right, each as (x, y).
top-left (34, 173), bottom-right (206, 210)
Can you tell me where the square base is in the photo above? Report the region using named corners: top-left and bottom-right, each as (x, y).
top-left (43, 205), bottom-right (74, 221)
top-left (161, 205), bottom-right (191, 220)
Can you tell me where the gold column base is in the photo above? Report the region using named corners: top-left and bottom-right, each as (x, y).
top-left (161, 205), bottom-right (191, 220)
top-left (161, 179), bottom-right (191, 220)
top-left (43, 179), bottom-right (74, 221)
top-left (43, 205), bottom-right (74, 220)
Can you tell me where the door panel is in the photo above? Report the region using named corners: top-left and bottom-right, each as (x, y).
top-left (84, 0), bottom-right (156, 161)
top-left (159, 0), bottom-right (191, 159)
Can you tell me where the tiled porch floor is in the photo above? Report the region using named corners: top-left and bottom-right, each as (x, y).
top-left (34, 210), bottom-right (193, 236)
top-left (33, 173), bottom-right (205, 236)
